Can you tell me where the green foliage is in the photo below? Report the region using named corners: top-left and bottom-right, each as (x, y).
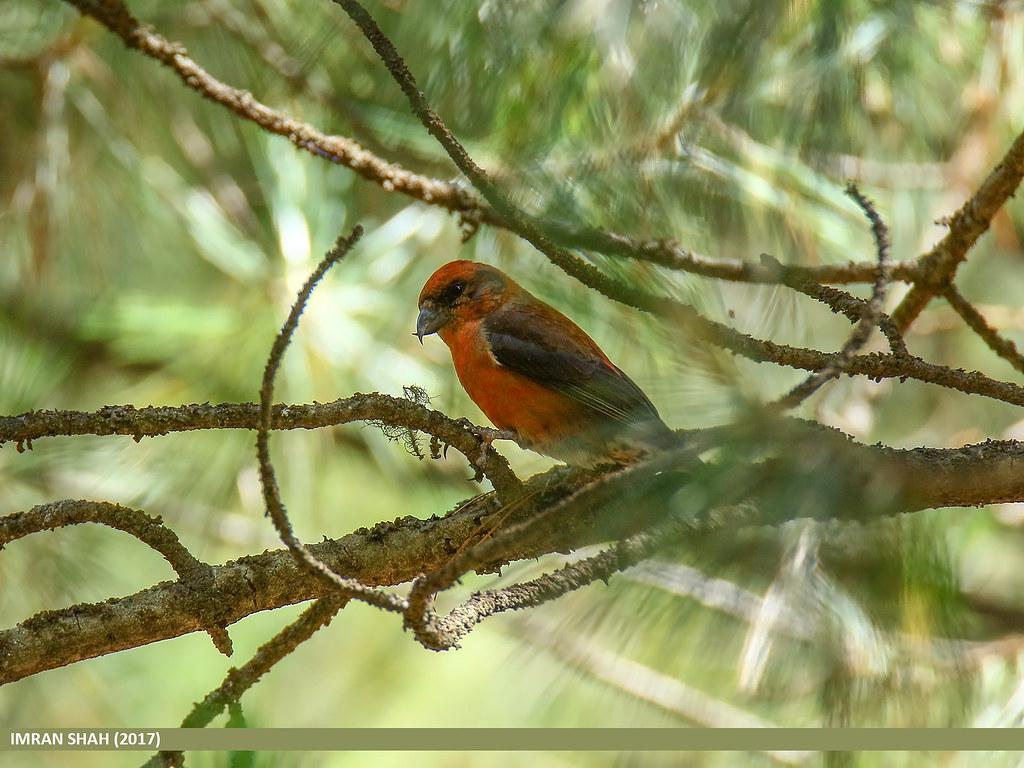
top-left (2, 0), bottom-right (1024, 765)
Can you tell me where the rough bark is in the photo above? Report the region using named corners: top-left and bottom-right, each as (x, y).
top-left (4, 431), bottom-right (1023, 684)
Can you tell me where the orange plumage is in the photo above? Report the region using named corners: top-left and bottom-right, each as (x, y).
top-left (416, 261), bottom-right (673, 465)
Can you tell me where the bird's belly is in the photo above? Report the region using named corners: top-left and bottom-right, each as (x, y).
top-left (442, 323), bottom-right (590, 451)
top-left (463, 368), bottom-right (585, 441)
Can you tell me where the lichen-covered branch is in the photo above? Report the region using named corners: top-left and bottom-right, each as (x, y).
top-left (0, 395), bottom-right (521, 499)
top-left (4, 431), bottom-right (1024, 684)
top-left (0, 499), bottom-right (232, 656)
top-left (542, 220), bottom-right (921, 285)
top-left (1, 499), bottom-right (205, 581)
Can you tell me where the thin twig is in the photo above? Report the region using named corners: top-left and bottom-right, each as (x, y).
top-left (944, 284), bottom-right (1024, 375)
top-left (255, 225), bottom-right (407, 615)
top-left (771, 185), bottom-right (893, 410)
top-left (146, 596), bottom-right (346, 768)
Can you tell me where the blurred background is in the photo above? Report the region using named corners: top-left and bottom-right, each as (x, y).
top-left (2, 0), bottom-right (1024, 765)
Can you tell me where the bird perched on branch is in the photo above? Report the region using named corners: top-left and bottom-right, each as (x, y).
top-left (416, 260), bottom-right (675, 466)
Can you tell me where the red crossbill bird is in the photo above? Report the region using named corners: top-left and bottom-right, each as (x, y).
top-left (416, 260), bottom-right (674, 465)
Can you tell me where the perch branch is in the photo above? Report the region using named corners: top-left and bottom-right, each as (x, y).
top-left (4, 432), bottom-right (1024, 683)
top-left (0, 396), bottom-right (521, 498)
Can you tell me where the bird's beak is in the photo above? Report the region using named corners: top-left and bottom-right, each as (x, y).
top-left (416, 303), bottom-right (449, 343)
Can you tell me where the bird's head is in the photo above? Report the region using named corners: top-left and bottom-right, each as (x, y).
top-left (416, 260), bottom-right (512, 342)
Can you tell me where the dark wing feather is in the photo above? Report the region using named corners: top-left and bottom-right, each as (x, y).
top-left (483, 302), bottom-right (662, 426)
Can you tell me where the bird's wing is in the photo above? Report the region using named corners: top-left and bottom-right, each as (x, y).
top-left (483, 301), bottom-right (662, 426)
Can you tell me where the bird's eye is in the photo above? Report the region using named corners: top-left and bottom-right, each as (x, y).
top-left (448, 281), bottom-right (466, 300)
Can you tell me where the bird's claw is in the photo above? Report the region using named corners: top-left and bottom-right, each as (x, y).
top-left (472, 428), bottom-right (522, 473)
top-left (452, 419), bottom-right (519, 469)
top-left (473, 426), bottom-right (518, 445)
top-left (454, 418), bottom-right (516, 446)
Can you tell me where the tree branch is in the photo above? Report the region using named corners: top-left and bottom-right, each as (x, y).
top-left (1, 499), bottom-right (204, 581)
top-left (0, 499), bottom-right (232, 656)
top-left (5, 430), bottom-right (1024, 684)
top-left (0, 396), bottom-right (521, 499)
top-left (891, 128), bottom-right (1024, 331)
top-left (62, 0), bottom-right (922, 288)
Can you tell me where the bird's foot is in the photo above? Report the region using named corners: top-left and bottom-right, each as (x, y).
top-left (455, 419), bottom-right (520, 467)
top-left (473, 426), bottom-right (519, 445)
